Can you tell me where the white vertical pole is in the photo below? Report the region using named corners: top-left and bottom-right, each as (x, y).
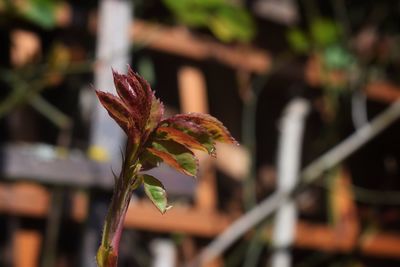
top-left (270, 98), bottom-right (309, 267)
top-left (83, 1), bottom-right (132, 267)
top-left (151, 239), bottom-right (177, 267)
top-left (89, 0), bottom-right (132, 167)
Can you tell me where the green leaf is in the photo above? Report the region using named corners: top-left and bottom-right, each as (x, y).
top-left (142, 174), bottom-right (170, 214)
top-left (310, 17), bottom-right (341, 48)
top-left (147, 140), bottom-right (198, 177)
top-left (209, 6), bottom-right (255, 42)
top-left (162, 0), bottom-right (255, 43)
top-left (287, 28), bottom-right (310, 54)
top-left (21, 0), bottom-right (56, 29)
top-left (323, 45), bottom-right (355, 70)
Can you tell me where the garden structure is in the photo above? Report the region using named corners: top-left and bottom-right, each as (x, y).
top-left (1, 1), bottom-right (400, 267)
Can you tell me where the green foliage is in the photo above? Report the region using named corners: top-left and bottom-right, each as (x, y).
top-left (1, 0), bottom-right (57, 29)
top-left (162, 0), bottom-right (255, 42)
top-left (287, 28), bottom-right (310, 54)
top-left (287, 17), bottom-right (342, 54)
top-left (22, 0), bottom-right (57, 29)
top-left (287, 17), bottom-right (356, 72)
top-left (310, 17), bottom-right (341, 48)
top-left (323, 44), bottom-right (355, 70)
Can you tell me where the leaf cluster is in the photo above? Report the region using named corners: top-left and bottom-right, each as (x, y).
top-left (1, 0), bottom-right (57, 29)
top-left (96, 68), bottom-right (238, 213)
top-left (162, 0), bottom-right (255, 43)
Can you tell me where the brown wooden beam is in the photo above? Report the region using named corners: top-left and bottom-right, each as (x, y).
top-left (0, 182), bottom-right (49, 217)
top-left (360, 232), bottom-right (400, 258)
top-left (13, 230), bottom-right (42, 267)
top-left (365, 81), bottom-right (400, 103)
top-left (131, 20), bottom-right (271, 74)
top-left (125, 201), bottom-right (231, 237)
top-left (3, 4), bottom-right (400, 103)
top-left (305, 55), bottom-right (400, 104)
top-left (2, 182), bottom-right (400, 259)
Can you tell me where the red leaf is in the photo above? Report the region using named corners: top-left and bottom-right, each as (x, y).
top-left (111, 68), bottom-right (155, 131)
top-left (162, 113), bottom-right (238, 145)
top-left (112, 69), bottom-right (136, 109)
top-left (95, 91), bottom-right (131, 133)
top-left (126, 67), bottom-right (153, 128)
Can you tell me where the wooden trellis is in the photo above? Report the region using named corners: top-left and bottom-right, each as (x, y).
top-left (2, 3), bottom-right (400, 267)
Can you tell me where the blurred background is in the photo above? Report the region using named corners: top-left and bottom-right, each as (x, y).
top-left (1, 0), bottom-right (400, 266)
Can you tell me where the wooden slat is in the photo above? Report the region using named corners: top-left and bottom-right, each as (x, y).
top-left (177, 66), bottom-right (218, 212)
top-left (330, 170), bottom-right (359, 251)
top-left (1, 144), bottom-right (113, 189)
top-left (365, 81), bottom-right (400, 103)
top-left (305, 55), bottom-right (400, 104)
top-left (178, 67), bottom-right (209, 114)
top-left (13, 230), bottom-right (42, 267)
top-left (0, 182), bottom-right (49, 217)
top-left (125, 201), bottom-right (230, 237)
top-left (360, 232), bottom-right (400, 258)
top-left (2, 182), bottom-right (400, 258)
top-left (295, 222), bottom-right (353, 253)
top-left (132, 20), bottom-right (271, 74)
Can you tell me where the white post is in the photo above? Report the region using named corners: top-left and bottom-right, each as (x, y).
top-left (270, 98), bottom-right (309, 267)
top-left (83, 1), bottom-right (132, 267)
top-left (89, 0), bottom-right (132, 167)
top-left (151, 239), bottom-right (177, 267)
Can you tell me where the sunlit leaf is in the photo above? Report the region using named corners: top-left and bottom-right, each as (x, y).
top-left (142, 174), bottom-right (170, 214)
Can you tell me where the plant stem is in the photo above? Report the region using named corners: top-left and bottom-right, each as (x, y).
top-left (96, 143), bottom-right (141, 267)
top-left (96, 183), bottom-right (132, 267)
